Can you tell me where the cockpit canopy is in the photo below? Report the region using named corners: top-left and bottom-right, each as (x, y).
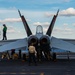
top-left (36, 25), bottom-right (43, 34)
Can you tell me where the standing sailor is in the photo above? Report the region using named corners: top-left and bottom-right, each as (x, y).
top-left (2, 24), bottom-right (7, 40)
top-left (28, 43), bottom-right (37, 66)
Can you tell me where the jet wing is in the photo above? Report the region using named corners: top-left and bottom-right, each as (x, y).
top-left (0, 38), bottom-right (28, 52)
top-left (51, 37), bottom-right (75, 52)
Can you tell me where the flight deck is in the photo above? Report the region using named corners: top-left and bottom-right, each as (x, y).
top-left (0, 59), bottom-right (75, 75)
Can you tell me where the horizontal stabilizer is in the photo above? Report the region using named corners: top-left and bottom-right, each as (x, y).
top-left (0, 38), bottom-right (28, 52)
top-left (51, 37), bottom-right (75, 52)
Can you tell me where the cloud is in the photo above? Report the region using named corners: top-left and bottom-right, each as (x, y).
top-left (73, 23), bottom-right (75, 26)
top-left (44, 12), bottom-right (55, 17)
top-left (0, 17), bottom-right (30, 24)
top-left (53, 27), bottom-right (62, 33)
top-left (0, 18), bottom-right (21, 23)
top-left (52, 27), bottom-right (73, 35)
top-left (33, 22), bottom-right (50, 33)
top-left (45, 8), bottom-right (75, 17)
top-left (0, 8), bottom-right (17, 13)
top-left (33, 22), bottom-right (74, 35)
top-left (7, 26), bottom-right (21, 33)
top-left (33, 22), bottom-right (41, 25)
top-left (0, 8), bottom-right (45, 24)
top-left (59, 8), bottom-right (75, 16)
top-left (33, 22), bottom-right (50, 26)
top-left (7, 26), bottom-right (16, 33)
top-left (63, 23), bottom-right (68, 26)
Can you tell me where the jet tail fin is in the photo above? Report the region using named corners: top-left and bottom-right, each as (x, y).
top-left (18, 10), bottom-right (21, 17)
top-left (18, 10), bottom-right (32, 36)
top-left (46, 10), bottom-right (59, 36)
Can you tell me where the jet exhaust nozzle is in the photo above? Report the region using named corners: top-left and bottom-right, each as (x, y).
top-left (40, 35), bottom-right (50, 45)
top-left (28, 35), bottom-right (38, 45)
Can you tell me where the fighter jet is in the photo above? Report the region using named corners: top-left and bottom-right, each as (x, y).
top-left (0, 9), bottom-right (75, 59)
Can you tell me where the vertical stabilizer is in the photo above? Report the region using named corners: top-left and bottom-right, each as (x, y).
top-left (46, 10), bottom-right (59, 36)
top-left (18, 10), bottom-right (32, 36)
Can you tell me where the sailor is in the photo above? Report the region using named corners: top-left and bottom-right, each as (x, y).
top-left (2, 24), bottom-right (7, 40)
top-left (36, 43), bottom-right (42, 62)
top-left (11, 49), bottom-right (15, 59)
top-left (53, 52), bottom-right (56, 61)
top-left (28, 43), bottom-right (37, 66)
top-left (18, 50), bottom-right (21, 59)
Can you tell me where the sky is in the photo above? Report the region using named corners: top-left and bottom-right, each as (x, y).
top-left (0, 0), bottom-right (75, 40)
